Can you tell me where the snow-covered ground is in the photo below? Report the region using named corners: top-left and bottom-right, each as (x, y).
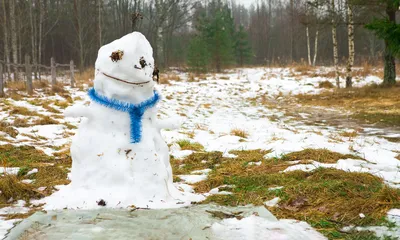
top-left (0, 67), bottom-right (399, 238)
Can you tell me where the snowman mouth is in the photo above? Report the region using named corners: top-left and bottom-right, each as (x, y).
top-left (102, 72), bottom-right (150, 85)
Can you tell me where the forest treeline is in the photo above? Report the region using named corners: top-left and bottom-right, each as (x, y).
top-left (0, 0), bottom-right (398, 85)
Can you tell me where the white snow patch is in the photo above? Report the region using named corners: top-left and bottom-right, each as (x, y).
top-left (211, 216), bottom-right (326, 240)
top-left (178, 175), bottom-right (208, 184)
top-left (264, 197), bottom-right (281, 207)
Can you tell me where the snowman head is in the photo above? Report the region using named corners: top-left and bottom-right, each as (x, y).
top-left (94, 32), bottom-right (155, 99)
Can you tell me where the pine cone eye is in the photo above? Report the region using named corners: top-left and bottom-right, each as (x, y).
top-left (110, 50), bottom-right (124, 62)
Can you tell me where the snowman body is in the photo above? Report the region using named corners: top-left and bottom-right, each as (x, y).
top-left (44, 32), bottom-right (200, 209)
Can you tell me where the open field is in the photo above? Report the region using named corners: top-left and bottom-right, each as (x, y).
top-left (0, 67), bottom-right (399, 239)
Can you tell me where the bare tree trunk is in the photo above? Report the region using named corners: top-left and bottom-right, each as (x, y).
top-left (29, 0), bottom-right (37, 79)
top-left (0, 64), bottom-right (4, 97)
top-left (98, 0), bottom-right (102, 48)
top-left (73, 0), bottom-right (85, 71)
top-left (2, 0), bottom-right (10, 78)
top-left (306, 26), bottom-right (311, 65)
top-left (313, 29), bottom-right (319, 66)
top-left (9, 0), bottom-right (19, 80)
top-left (38, 0), bottom-right (44, 79)
top-left (331, 0), bottom-right (340, 88)
top-left (290, 0), bottom-right (294, 63)
top-left (346, 1), bottom-right (354, 88)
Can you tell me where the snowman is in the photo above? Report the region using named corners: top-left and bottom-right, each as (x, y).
top-left (44, 32), bottom-right (203, 209)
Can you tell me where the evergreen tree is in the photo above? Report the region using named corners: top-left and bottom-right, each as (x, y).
top-left (187, 36), bottom-right (210, 72)
top-left (234, 26), bottom-right (253, 66)
top-left (365, 0), bottom-right (399, 86)
top-left (205, 5), bottom-right (236, 72)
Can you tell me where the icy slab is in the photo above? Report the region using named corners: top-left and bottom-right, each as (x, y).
top-left (5, 204), bottom-right (326, 240)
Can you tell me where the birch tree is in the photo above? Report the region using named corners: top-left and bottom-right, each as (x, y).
top-left (345, 0), bottom-right (354, 88)
top-left (331, 0), bottom-right (340, 88)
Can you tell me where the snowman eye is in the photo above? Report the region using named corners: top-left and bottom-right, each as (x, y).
top-left (139, 57), bottom-right (147, 68)
top-left (110, 50), bottom-right (124, 62)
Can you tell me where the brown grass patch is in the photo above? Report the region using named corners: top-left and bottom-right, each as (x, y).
top-left (9, 106), bottom-right (40, 117)
top-left (339, 131), bottom-right (359, 138)
top-left (33, 80), bottom-right (49, 89)
top-left (230, 128), bottom-right (249, 138)
top-left (0, 144), bottom-right (54, 167)
top-left (5, 81), bottom-right (26, 91)
top-left (199, 163), bottom-right (400, 238)
top-left (185, 149), bottom-right (398, 238)
top-left (0, 122), bottom-right (19, 138)
top-left (176, 139), bottom-right (204, 151)
top-left (318, 81), bottom-right (334, 89)
top-left (0, 175), bottom-right (43, 204)
top-left (75, 67), bottom-right (95, 84)
top-left (293, 64), bottom-right (315, 75)
top-left (171, 151), bottom-right (224, 176)
top-left (33, 166), bottom-right (70, 192)
top-left (296, 84), bottom-right (400, 126)
top-left (32, 116), bottom-right (60, 125)
top-left (188, 73), bottom-right (207, 82)
top-left (279, 148), bottom-right (362, 163)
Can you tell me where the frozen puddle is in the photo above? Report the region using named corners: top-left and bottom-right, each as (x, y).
top-left (6, 204), bottom-right (325, 240)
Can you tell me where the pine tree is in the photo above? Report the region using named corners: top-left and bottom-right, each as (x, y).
top-left (205, 6), bottom-right (235, 72)
top-left (187, 36), bottom-right (210, 72)
top-left (234, 26), bottom-right (253, 66)
top-left (365, 0), bottom-right (399, 86)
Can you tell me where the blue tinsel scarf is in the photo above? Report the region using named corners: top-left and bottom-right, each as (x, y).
top-left (88, 88), bottom-right (160, 143)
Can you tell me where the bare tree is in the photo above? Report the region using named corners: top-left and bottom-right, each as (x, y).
top-left (331, 0), bottom-right (340, 88)
top-left (346, 0), bottom-right (354, 88)
top-left (9, 0), bottom-right (18, 79)
top-left (2, 0), bottom-right (10, 76)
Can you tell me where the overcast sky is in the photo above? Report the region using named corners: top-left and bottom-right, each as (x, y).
top-left (236, 0), bottom-right (257, 7)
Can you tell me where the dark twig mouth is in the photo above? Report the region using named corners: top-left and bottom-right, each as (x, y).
top-left (102, 72), bottom-right (150, 85)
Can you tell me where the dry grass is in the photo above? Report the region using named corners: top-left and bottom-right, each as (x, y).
top-left (33, 80), bottom-right (49, 89)
top-left (339, 131), bottom-right (359, 138)
top-left (296, 84), bottom-right (400, 126)
top-left (0, 144), bottom-right (71, 200)
top-left (318, 81), bottom-right (335, 89)
top-left (160, 73), bottom-right (180, 84)
top-left (230, 128), bottom-right (249, 138)
top-left (176, 139), bottom-right (204, 151)
top-left (5, 81), bottom-right (26, 91)
top-left (33, 166), bottom-right (70, 191)
top-left (32, 116), bottom-right (60, 125)
top-left (188, 73), bottom-right (207, 82)
top-left (0, 122), bottom-right (19, 138)
top-left (13, 118), bottom-right (30, 127)
top-left (0, 144), bottom-right (54, 167)
top-left (0, 175), bottom-right (43, 205)
top-left (54, 100), bottom-right (70, 109)
top-left (192, 149), bottom-right (400, 238)
top-left (75, 67), bottom-right (95, 84)
top-left (293, 64), bottom-right (315, 75)
top-left (9, 106), bottom-right (40, 117)
top-left (171, 151), bottom-right (224, 176)
top-left (277, 148), bottom-right (363, 163)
